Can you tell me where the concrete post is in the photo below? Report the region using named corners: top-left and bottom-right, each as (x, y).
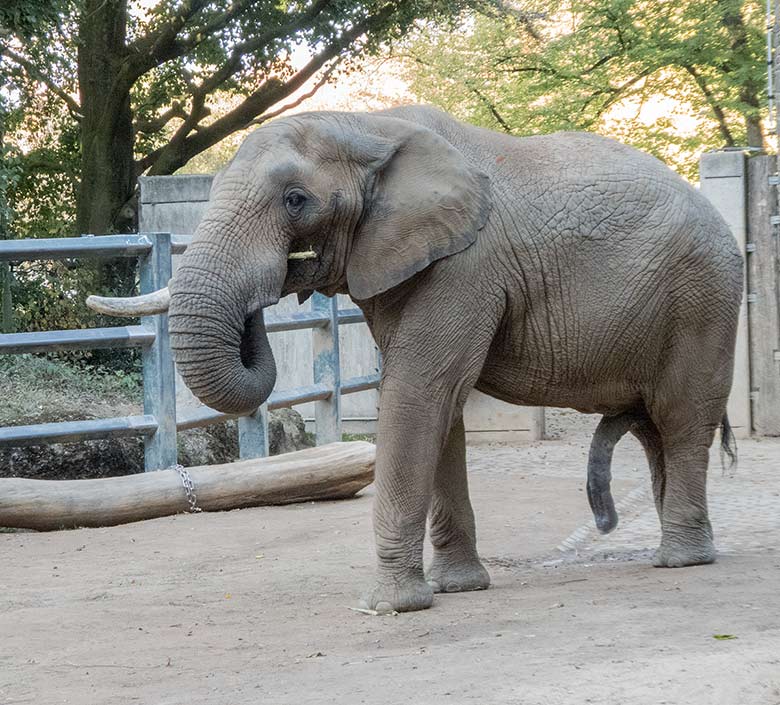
top-left (699, 151), bottom-right (751, 438)
top-left (139, 177), bottom-right (212, 419)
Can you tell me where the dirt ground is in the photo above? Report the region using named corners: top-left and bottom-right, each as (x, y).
top-left (2, 412), bottom-right (779, 705)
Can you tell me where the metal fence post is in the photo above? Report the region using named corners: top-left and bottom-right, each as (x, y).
top-left (140, 232), bottom-right (178, 471)
top-left (312, 292), bottom-right (341, 444)
top-left (239, 403), bottom-right (269, 458)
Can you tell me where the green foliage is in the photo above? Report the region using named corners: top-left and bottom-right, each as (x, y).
top-left (0, 99), bottom-right (19, 239)
top-left (2, 256), bottom-right (145, 371)
top-left (404, 0), bottom-right (768, 178)
top-left (4, 97), bottom-right (80, 241)
top-left (1, 85), bottom-right (135, 367)
top-left (0, 0), bottom-right (68, 38)
top-left (342, 432), bottom-right (376, 444)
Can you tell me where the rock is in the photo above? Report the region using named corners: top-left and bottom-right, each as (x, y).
top-left (1, 434), bottom-right (145, 481)
top-left (269, 408), bottom-right (313, 455)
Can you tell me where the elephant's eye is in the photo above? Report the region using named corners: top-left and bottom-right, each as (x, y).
top-left (284, 190), bottom-right (307, 217)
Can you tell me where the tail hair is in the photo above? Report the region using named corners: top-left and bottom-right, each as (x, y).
top-left (720, 414), bottom-right (737, 472)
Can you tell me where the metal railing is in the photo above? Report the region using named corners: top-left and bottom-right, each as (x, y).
top-left (0, 232), bottom-right (380, 471)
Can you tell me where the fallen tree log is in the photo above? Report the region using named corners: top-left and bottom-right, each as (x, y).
top-left (0, 441), bottom-right (374, 531)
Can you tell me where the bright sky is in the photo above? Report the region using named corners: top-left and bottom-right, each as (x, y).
top-left (286, 45), bottom-right (414, 113)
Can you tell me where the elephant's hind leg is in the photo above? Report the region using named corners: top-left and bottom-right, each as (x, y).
top-left (630, 415), bottom-right (666, 520)
top-left (650, 432), bottom-right (716, 568)
top-left (426, 415), bottom-right (490, 593)
top-left (645, 351), bottom-right (728, 567)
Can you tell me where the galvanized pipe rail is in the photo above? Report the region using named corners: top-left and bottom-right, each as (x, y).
top-left (0, 233), bottom-right (379, 471)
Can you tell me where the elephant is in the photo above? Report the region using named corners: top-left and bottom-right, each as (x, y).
top-left (89, 104), bottom-right (743, 614)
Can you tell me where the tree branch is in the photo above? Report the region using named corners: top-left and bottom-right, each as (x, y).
top-left (247, 60), bottom-right (342, 128)
top-left (125, 0), bottom-right (210, 70)
top-left (124, 0), bottom-right (333, 85)
top-left (483, 1), bottom-right (545, 42)
top-left (683, 65), bottom-right (735, 146)
top-left (588, 70), bottom-right (653, 121)
top-left (187, 0), bottom-right (338, 101)
top-left (139, 7), bottom-right (391, 176)
top-left (0, 46), bottom-right (82, 118)
top-left (133, 102), bottom-right (188, 135)
top-left (469, 85), bottom-right (512, 133)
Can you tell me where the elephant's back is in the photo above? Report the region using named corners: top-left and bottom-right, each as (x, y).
top-left (386, 106), bottom-right (735, 256)
top-left (384, 105), bottom-right (742, 326)
top-left (387, 106), bottom-right (743, 408)
top-left (481, 130), bottom-right (740, 283)
top-left (470, 131), bottom-right (742, 402)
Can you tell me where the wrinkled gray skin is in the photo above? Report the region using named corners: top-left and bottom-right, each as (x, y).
top-left (168, 105), bottom-right (743, 613)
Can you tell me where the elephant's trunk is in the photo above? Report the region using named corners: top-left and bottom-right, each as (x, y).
top-left (168, 236), bottom-right (284, 415)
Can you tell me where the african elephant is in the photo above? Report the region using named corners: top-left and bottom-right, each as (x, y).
top-left (90, 105), bottom-right (742, 613)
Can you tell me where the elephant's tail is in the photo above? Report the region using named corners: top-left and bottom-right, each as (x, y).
top-left (720, 414), bottom-right (737, 472)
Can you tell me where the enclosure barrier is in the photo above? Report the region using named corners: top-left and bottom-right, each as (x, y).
top-left (0, 233), bottom-right (380, 471)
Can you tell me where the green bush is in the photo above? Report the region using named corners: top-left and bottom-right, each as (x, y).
top-left (3, 259), bottom-right (143, 373)
top-left (1, 93), bottom-right (141, 372)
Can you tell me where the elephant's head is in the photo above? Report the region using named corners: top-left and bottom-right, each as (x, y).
top-left (89, 111), bottom-right (491, 415)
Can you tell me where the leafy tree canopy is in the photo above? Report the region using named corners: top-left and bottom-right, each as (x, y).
top-left (403, 0), bottom-right (768, 178)
top-left (1, 0), bottom-right (472, 237)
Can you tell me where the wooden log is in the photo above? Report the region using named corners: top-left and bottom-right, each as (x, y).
top-left (0, 441), bottom-right (374, 531)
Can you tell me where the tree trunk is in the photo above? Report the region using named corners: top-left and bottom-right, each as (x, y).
top-left (744, 104), bottom-right (765, 149)
top-left (720, 1), bottom-right (766, 150)
top-left (1, 263), bottom-right (13, 334)
top-left (76, 0), bottom-right (135, 237)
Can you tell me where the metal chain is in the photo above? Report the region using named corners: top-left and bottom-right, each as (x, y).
top-left (171, 464), bottom-right (202, 513)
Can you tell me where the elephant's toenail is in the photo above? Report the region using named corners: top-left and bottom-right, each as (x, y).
top-left (374, 601), bottom-right (394, 614)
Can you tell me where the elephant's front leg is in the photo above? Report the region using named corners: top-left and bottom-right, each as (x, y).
top-left (360, 379), bottom-right (458, 614)
top-left (426, 416), bottom-right (490, 593)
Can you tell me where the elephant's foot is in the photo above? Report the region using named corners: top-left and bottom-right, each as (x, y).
top-left (426, 551), bottom-right (491, 593)
top-left (653, 528), bottom-right (716, 568)
top-left (359, 576), bottom-right (434, 614)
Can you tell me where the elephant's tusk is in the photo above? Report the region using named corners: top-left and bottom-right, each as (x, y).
top-left (86, 286), bottom-right (171, 317)
top-left (288, 249), bottom-right (318, 261)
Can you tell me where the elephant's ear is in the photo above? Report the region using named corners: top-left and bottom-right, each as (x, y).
top-left (346, 118), bottom-right (491, 301)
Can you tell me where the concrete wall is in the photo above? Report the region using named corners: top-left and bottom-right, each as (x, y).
top-left (699, 151), bottom-right (751, 438)
top-left (139, 175), bottom-right (544, 443)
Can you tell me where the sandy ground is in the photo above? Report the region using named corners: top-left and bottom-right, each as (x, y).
top-left (1, 413), bottom-right (779, 705)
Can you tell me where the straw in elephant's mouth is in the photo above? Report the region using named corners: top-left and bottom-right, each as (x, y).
top-left (288, 248), bottom-right (317, 260)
